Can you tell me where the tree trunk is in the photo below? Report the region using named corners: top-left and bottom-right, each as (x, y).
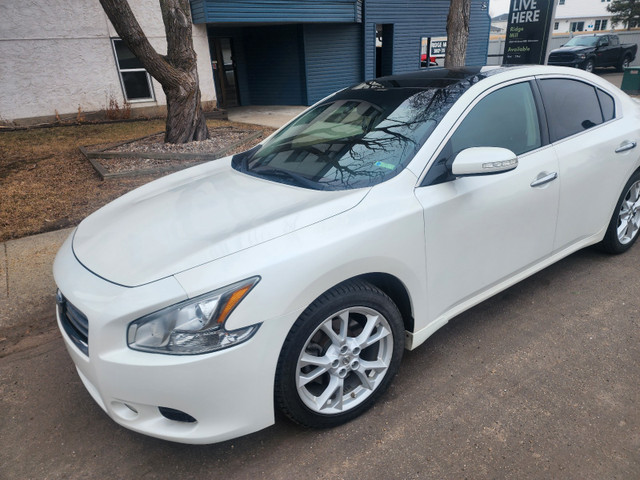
top-left (163, 68), bottom-right (209, 143)
top-left (99, 0), bottom-right (209, 143)
top-left (445, 0), bottom-right (471, 68)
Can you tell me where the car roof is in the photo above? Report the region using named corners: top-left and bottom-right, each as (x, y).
top-left (354, 66), bottom-right (527, 90)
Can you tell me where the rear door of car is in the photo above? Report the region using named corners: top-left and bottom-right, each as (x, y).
top-left (414, 79), bottom-right (560, 320)
top-left (536, 76), bottom-right (639, 251)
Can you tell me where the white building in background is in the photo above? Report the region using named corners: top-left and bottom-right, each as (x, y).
top-left (0, 0), bottom-right (216, 126)
top-left (553, 0), bottom-right (620, 34)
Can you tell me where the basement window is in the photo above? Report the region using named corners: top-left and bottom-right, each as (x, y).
top-left (111, 39), bottom-right (155, 102)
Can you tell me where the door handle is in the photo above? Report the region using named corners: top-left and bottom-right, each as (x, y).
top-left (615, 141), bottom-right (637, 154)
top-left (530, 172), bottom-right (558, 188)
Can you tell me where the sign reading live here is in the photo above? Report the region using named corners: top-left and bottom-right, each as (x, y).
top-left (503, 0), bottom-right (555, 65)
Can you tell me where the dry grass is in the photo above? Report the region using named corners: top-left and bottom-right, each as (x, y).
top-left (0, 119), bottom-right (271, 242)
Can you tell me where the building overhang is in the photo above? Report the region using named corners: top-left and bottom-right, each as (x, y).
top-left (190, 0), bottom-right (362, 24)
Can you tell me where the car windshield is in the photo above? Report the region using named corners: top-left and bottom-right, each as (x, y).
top-left (232, 84), bottom-right (461, 190)
top-left (565, 36), bottom-right (600, 47)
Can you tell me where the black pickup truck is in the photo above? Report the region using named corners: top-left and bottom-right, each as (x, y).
top-left (547, 34), bottom-right (637, 72)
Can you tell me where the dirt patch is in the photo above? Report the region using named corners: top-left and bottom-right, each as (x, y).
top-left (0, 119), bottom-right (275, 243)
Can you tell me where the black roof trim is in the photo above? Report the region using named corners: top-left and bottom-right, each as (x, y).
top-left (351, 66), bottom-right (527, 91)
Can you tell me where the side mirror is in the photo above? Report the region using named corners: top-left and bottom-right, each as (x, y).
top-left (451, 147), bottom-right (518, 176)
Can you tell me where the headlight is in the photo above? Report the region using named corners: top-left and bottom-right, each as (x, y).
top-left (577, 54), bottom-right (586, 60)
top-left (127, 277), bottom-right (260, 355)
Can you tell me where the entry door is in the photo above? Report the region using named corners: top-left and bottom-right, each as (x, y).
top-left (414, 81), bottom-right (560, 320)
top-left (212, 37), bottom-right (239, 108)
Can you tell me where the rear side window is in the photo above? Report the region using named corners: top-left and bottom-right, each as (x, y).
top-left (597, 89), bottom-right (615, 122)
top-left (539, 79), bottom-right (603, 142)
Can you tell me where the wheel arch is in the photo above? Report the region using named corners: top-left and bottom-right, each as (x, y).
top-left (356, 273), bottom-right (415, 334)
top-left (296, 272), bottom-right (416, 335)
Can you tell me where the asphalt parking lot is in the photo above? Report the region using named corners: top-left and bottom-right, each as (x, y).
top-left (1, 70), bottom-right (639, 479)
top-left (2, 243), bottom-right (639, 479)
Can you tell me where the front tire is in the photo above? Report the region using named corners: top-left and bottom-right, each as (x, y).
top-left (275, 280), bottom-right (404, 428)
top-left (583, 59), bottom-right (595, 73)
top-left (599, 170), bottom-right (640, 254)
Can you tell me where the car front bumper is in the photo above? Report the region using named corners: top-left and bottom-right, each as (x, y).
top-left (53, 232), bottom-right (297, 444)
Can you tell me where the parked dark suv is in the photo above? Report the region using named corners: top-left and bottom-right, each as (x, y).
top-left (548, 34), bottom-right (637, 72)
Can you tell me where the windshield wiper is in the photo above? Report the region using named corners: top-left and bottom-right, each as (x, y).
top-left (251, 166), bottom-right (321, 189)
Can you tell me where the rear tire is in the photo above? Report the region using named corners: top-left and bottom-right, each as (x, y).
top-left (617, 55), bottom-right (631, 72)
top-left (599, 170), bottom-right (640, 254)
top-left (275, 280), bottom-right (404, 428)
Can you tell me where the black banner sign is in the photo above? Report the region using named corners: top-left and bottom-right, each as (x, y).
top-left (503, 0), bottom-right (555, 65)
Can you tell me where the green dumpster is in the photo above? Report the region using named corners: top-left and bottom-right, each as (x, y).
top-left (621, 66), bottom-right (640, 95)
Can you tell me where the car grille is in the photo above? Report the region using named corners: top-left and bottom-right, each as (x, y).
top-left (56, 290), bottom-right (89, 356)
top-left (549, 53), bottom-right (576, 63)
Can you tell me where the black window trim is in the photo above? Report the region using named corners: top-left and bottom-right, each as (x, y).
top-left (534, 75), bottom-right (619, 146)
top-left (418, 77), bottom-right (550, 187)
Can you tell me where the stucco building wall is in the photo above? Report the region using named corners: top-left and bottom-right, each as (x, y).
top-left (0, 0), bottom-right (215, 125)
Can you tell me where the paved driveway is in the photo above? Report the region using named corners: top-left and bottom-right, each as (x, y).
top-left (2, 245), bottom-right (639, 479)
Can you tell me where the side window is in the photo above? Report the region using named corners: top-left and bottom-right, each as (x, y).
top-left (538, 79), bottom-right (603, 142)
top-left (422, 82), bottom-right (542, 186)
top-left (597, 89), bottom-right (615, 122)
top-left (449, 82), bottom-right (541, 156)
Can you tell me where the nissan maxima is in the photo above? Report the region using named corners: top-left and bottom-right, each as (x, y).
top-left (54, 65), bottom-right (640, 444)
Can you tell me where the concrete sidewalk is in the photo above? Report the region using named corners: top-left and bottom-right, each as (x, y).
top-left (227, 105), bottom-right (306, 128)
top-left (0, 228), bottom-right (73, 332)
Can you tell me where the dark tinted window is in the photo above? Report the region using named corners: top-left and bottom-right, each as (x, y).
top-left (112, 39), bottom-right (153, 101)
top-left (423, 82), bottom-right (541, 186)
top-left (539, 79), bottom-right (603, 142)
top-left (449, 82), bottom-right (541, 156)
top-left (114, 39), bottom-right (144, 70)
top-left (597, 89), bottom-right (615, 121)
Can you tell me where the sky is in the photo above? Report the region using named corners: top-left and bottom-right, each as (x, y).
top-left (489, 0), bottom-right (511, 17)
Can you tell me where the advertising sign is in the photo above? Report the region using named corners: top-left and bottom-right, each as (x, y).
top-left (503, 0), bottom-right (555, 64)
top-left (430, 37), bottom-right (448, 58)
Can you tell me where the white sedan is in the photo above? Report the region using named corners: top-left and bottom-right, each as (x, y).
top-left (54, 65), bottom-right (640, 444)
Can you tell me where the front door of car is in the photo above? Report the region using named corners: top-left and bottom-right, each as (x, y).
top-left (537, 77), bottom-right (640, 250)
top-left (414, 81), bottom-right (560, 321)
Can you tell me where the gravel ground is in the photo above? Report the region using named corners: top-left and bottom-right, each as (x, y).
top-left (95, 127), bottom-right (267, 175)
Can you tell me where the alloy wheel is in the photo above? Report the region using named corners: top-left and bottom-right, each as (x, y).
top-left (617, 180), bottom-right (640, 245)
top-left (295, 306), bottom-right (394, 414)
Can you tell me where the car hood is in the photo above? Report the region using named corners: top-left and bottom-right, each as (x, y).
top-left (550, 46), bottom-right (594, 55)
top-left (73, 159), bottom-right (368, 287)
